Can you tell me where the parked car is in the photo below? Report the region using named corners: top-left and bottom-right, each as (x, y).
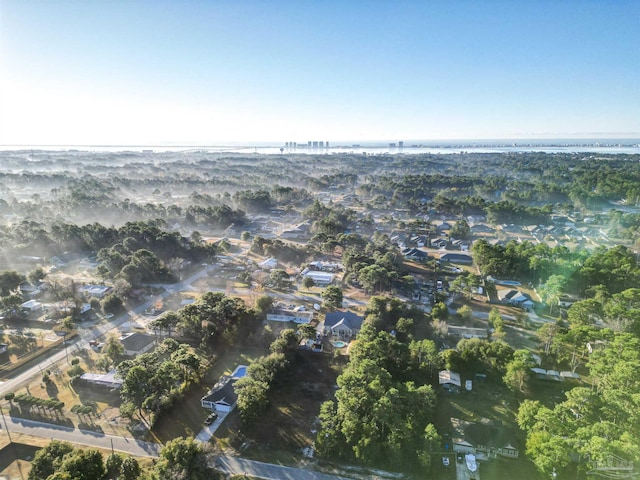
top-left (204, 412), bottom-right (218, 425)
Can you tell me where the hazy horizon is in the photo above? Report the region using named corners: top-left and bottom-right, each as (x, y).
top-left (1, 136), bottom-right (639, 148)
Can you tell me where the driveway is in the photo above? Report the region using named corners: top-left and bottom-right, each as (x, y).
top-left (455, 455), bottom-right (480, 480)
top-left (194, 409), bottom-right (229, 442)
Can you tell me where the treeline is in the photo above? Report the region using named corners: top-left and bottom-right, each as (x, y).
top-left (28, 436), bottom-right (220, 480)
top-left (518, 333), bottom-right (640, 476)
top-left (2, 219), bottom-right (215, 267)
top-left (353, 153), bottom-right (640, 217)
top-left (472, 240), bottom-right (640, 297)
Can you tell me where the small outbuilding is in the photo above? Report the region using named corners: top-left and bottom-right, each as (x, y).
top-left (439, 370), bottom-right (462, 392)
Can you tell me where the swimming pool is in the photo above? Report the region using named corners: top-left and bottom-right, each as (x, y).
top-left (333, 341), bottom-right (347, 348)
top-left (232, 365), bottom-right (248, 378)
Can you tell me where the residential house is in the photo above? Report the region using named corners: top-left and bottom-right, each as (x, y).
top-left (258, 257), bottom-right (278, 270)
top-left (451, 239), bottom-right (470, 251)
top-left (447, 325), bottom-right (487, 339)
top-left (497, 289), bottom-right (534, 310)
top-left (308, 261), bottom-right (342, 272)
top-left (19, 282), bottom-right (42, 299)
top-left (439, 253), bottom-right (473, 265)
top-left (439, 370), bottom-right (461, 392)
top-left (280, 222), bottom-right (311, 239)
top-left (467, 215), bottom-right (487, 224)
top-left (451, 417), bottom-right (519, 459)
top-left (301, 270), bottom-right (334, 286)
top-left (80, 370), bottom-right (123, 389)
top-left (266, 307), bottom-right (313, 324)
top-left (201, 365), bottom-right (248, 412)
top-left (119, 333), bottom-right (156, 356)
top-left (409, 234), bottom-right (429, 247)
top-left (559, 371), bottom-right (581, 382)
top-left (402, 248), bottom-right (429, 262)
top-left (500, 224), bottom-right (524, 233)
top-left (79, 285), bottom-right (112, 299)
top-left (322, 311), bottom-right (364, 339)
top-left (430, 238), bottom-right (449, 249)
top-left (20, 300), bottom-right (43, 313)
top-left (390, 234), bottom-right (408, 249)
top-left (530, 368), bottom-right (562, 382)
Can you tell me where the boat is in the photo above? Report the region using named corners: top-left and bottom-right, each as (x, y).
top-left (465, 453), bottom-right (477, 472)
top-left (442, 456), bottom-right (450, 467)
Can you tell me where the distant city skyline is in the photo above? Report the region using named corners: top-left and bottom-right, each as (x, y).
top-left (1, 0), bottom-right (638, 146)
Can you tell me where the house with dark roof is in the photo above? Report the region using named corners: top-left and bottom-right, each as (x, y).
top-left (402, 248), bottom-right (429, 261)
top-left (119, 333), bottom-right (156, 356)
top-left (322, 311), bottom-right (364, 339)
top-left (430, 238), bottom-right (449, 249)
top-left (440, 253), bottom-right (473, 264)
top-left (471, 223), bottom-right (495, 234)
top-left (201, 365), bottom-right (248, 412)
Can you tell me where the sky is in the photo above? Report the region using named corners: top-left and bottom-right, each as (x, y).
top-left (0, 0), bottom-right (639, 146)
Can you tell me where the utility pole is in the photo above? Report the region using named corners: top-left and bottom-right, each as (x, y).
top-left (0, 405), bottom-right (12, 443)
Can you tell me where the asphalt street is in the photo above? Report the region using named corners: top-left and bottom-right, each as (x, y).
top-left (0, 413), bottom-right (161, 457)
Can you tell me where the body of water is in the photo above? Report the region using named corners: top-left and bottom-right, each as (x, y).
top-left (0, 139), bottom-right (638, 155)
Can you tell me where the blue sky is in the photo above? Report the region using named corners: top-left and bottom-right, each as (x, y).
top-left (1, 0), bottom-right (638, 145)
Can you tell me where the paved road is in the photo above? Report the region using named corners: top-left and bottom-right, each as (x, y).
top-left (216, 456), bottom-right (353, 480)
top-left (1, 413), bottom-right (359, 480)
top-left (0, 413), bottom-right (161, 458)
